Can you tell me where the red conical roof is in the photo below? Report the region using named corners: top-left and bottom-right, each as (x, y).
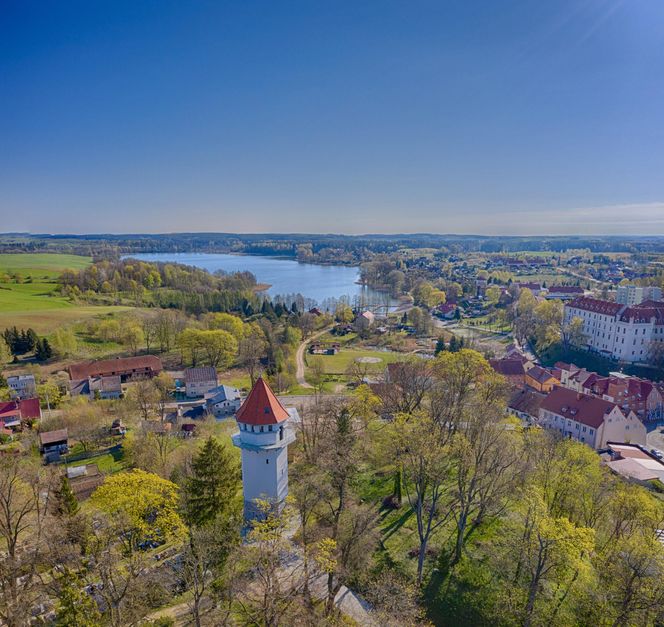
top-left (236, 377), bottom-right (290, 425)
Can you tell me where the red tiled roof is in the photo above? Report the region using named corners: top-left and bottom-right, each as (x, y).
top-left (68, 356), bottom-right (162, 380)
top-left (0, 398), bottom-right (41, 421)
top-left (566, 297), bottom-right (624, 316)
top-left (540, 387), bottom-right (618, 429)
top-left (235, 377), bottom-right (290, 426)
top-left (508, 389), bottom-right (546, 416)
top-left (489, 359), bottom-right (525, 377)
top-left (548, 285), bottom-right (584, 294)
top-left (619, 302), bottom-right (664, 324)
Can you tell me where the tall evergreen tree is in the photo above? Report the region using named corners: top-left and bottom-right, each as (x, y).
top-left (54, 475), bottom-right (80, 517)
top-left (183, 437), bottom-right (241, 528)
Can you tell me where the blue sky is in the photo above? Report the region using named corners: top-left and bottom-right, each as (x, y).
top-left (1, 0), bottom-right (663, 235)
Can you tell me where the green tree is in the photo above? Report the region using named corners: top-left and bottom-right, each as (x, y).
top-left (51, 327), bottom-right (78, 358)
top-left (183, 437), bottom-right (241, 528)
top-left (90, 469), bottom-right (185, 547)
top-left (54, 475), bottom-right (80, 517)
top-left (55, 571), bottom-right (102, 627)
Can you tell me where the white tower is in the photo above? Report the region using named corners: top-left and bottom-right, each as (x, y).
top-left (232, 377), bottom-right (296, 519)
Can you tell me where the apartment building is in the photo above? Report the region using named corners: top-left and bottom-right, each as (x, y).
top-left (564, 297), bottom-right (664, 363)
top-left (616, 285), bottom-right (662, 306)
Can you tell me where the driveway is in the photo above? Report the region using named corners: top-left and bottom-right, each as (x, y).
top-left (295, 327), bottom-right (331, 388)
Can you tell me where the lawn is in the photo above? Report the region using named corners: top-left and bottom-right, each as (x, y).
top-left (305, 347), bottom-right (404, 376)
top-left (67, 444), bottom-right (128, 473)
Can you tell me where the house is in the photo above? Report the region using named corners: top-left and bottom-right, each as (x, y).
top-left (70, 375), bottom-right (122, 400)
top-left (508, 388), bottom-right (547, 423)
top-left (39, 428), bottom-right (69, 461)
top-left (489, 358), bottom-right (528, 388)
top-left (0, 398), bottom-right (42, 429)
top-left (68, 355), bottom-right (163, 382)
top-left (538, 387), bottom-right (646, 449)
top-left (525, 365), bottom-right (559, 393)
top-left (433, 303), bottom-right (457, 320)
top-left (6, 374), bottom-right (36, 399)
top-left (515, 282), bottom-right (542, 296)
top-left (309, 342), bottom-right (340, 355)
top-left (110, 418), bottom-right (127, 436)
top-left (205, 385), bottom-right (242, 417)
top-left (184, 367), bottom-right (218, 398)
top-left (66, 464), bottom-right (104, 500)
top-left (355, 310), bottom-right (375, 331)
top-left (545, 286), bottom-right (585, 300)
top-left (601, 443), bottom-right (664, 485)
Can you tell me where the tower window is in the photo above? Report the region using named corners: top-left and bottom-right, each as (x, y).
top-left (266, 459), bottom-right (269, 464)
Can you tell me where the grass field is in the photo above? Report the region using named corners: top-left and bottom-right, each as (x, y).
top-left (0, 253), bottom-right (91, 279)
top-left (0, 253), bottom-right (132, 333)
top-left (306, 347), bottom-right (404, 376)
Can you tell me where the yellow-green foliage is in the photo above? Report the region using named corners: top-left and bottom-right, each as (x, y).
top-left (90, 469), bottom-right (185, 543)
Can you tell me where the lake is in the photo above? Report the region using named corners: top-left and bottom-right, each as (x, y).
top-left (126, 252), bottom-right (395, 309)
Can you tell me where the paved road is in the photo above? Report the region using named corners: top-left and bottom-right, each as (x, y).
top-left (295, 327), bottom-right (331, 388)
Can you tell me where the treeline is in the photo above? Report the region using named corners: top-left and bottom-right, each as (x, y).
top-left (2, 327), bottom-right (53, 361)
top-left (5, 232), bottom-right (664, 258)
top-left (59, 259), bottom-right (260, 315)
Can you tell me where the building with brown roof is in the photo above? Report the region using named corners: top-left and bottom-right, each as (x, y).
top-left (184, 367), bottom-right (218, 398)
top-left (508, 389), bottom-right (546, 423)
top-left (489, 358), bottom-right (528, 388)
top-left (538, 387), bottom-right (646, 449)
top-left (68, 356), bottom-right (162, 382)
top-left (564, 297), bottom-right (664, 363)
top-left (524, 365), bottom-right (559, 393)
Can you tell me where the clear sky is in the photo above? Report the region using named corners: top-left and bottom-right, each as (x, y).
top-left (2, 0), bottom-right (663, 235)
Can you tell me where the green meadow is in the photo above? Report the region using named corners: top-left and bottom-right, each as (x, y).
top-left (0, 253), bottom-right (129, 334)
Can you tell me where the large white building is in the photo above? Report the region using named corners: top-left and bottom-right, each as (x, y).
top-left (564, 297), bottom-right (664, 363)
top-left (232, 377), bottom-right (296, 519)
top-left (616, 285), bottom-right (662, 306)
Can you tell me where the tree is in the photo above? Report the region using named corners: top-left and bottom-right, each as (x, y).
top-left (334, 303), bottom-right (354, 324)
top-left (395, 412), bottom-right (452, 584)
top-left (505, 492), bottom-right (594, 627)
top-left (51, 327), bottom-right (78, 358)
top-left (90, 469), bottom-right (185, 547)
top-left (121, 323), bottom-right (144, 355)
top-left (183, 437), bottom-right (241, 528)
top-left (434, 337), bottom-right (446, 355)
top-left (206, 312), bottom-right (245, 339)
top-left (0, 456), bottom-right (56, 626)
top-left (232, 501), bottom-right (306, 626)
top-left (35, 337), bottom-right (53, 361)
top-left (308, 356), bottom-right (326, 395)
top-left (54, 475), bottom-right (80, 517)
top-left (485, 285), bottom-right (502, 305)
top-left (238, 326), bottom-right (267, 386)
top-left (55, 571), bottom-right (102, 627)
top-left (127, 379), bottom-right (160, 421)
top-left (0, 337), bottom-right (11, 369)
top-left (562, 316), bottom-right (586, 350)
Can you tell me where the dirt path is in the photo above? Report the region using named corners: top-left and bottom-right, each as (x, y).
top-left (295, 327), bottom-right (331, 388)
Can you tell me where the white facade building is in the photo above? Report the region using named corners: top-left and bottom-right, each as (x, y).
top-left (564, 297), bottom-right (664, 363)
top-left (6, 374), bottom-right (36, 399)
top-left (232, 378), bottom-right (296, 519)
top-left (616, 285), bottom-right (662, 306)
